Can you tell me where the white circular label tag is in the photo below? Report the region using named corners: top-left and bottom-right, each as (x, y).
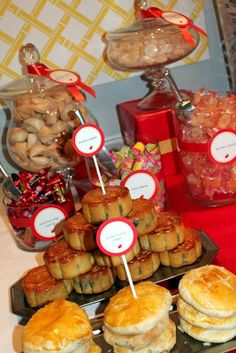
top-left (31, 205), bottom-right (67, 241)
top-left (162, 11), bottom-right (189, 26)
top-left (48, 69), bottom-right (80, 85)
top-left (208, 129), bottom-right (236, 165)
top-left (72, 123), bottom-right (105, 157)
top-left (96, 218), bottom-right (137, 256)
top-left (121, 170), bottom-right (159, 200)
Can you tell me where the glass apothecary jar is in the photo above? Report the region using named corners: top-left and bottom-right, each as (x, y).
top-left (3, 184), bottom-right (75, 252)
top-left (0, 75), bottom-right (93, 173)
top-left (106, 17), bottom-right (199, 110)
top-left (176, 89), bottom-right (236, 206)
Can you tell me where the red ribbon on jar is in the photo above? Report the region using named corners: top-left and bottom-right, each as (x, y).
top-left (139, 6), bottom-right (207, 46)
top-left (21, 43), bottom-right (96, 101)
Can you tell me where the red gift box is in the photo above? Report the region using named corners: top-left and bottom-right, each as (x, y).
top-left (117, 98), bottom-right (180, 177)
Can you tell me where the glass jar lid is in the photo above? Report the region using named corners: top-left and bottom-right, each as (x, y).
top-left (106, 18), bottom-right (188, 40)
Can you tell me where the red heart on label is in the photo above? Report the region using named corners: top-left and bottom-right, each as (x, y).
top-left (225, 154), bottom-right (229, 159)
top-left (89, 146), bottom-right (93, 150)
top-left (118, 244), bottom-right (122, 249)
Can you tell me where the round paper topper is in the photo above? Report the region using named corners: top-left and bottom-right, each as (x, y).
top-left (121, 170), bottom-right (159, 200)
top-left (72, 123), bottom-right (105, 157)
top-left (161, 11), bottom-right (190, 27)
top-left (48, 69), bottom-right (80, 85)
top-left (208, 129), bottom-right (236, 165)
top-left (31, 205), bottom-right (68, 241)
top-left (96, 217), bottom-right (137, 257)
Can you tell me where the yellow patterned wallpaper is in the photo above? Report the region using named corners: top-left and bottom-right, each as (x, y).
top-left (0, 0), bottom-right (208, 87)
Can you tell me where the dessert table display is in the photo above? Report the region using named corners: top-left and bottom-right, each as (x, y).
top-left (0, 4), bottom-right (236, 353)
top-left (1, 173), bottom-right (236, 353)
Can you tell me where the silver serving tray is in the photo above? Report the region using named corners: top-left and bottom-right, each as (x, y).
top-left (92, 312), bottom-right (236, 353)
top-left (11, 230), bottom-right (219, 322)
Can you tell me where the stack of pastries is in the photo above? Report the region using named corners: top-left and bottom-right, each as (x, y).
top-left (177, 265), bottom-right (236, 343)
top-left (22, 299), bottom-right (101, 353)
top-left (103, 281), bottom-right (176, 353)
top-left (21, 185), bottom-right (203, 308)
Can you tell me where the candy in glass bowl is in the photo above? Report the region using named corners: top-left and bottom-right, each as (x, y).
top-left (176, 89), bottom-right (236, 206)
top-left (105, 17), bottom-right (200, 109)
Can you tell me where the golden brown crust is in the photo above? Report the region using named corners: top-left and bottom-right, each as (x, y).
top-left (93, 241), bottom-right (141, 267)
top-left (104, 281), bottom-right (172, 335)
top-left (139, 211), bottom-right (185, 252)
top-left (44, 237), bottom-right (95, 279)
top-left (115, 250), bottom-right (160, 282)
top-left (127, 198), bottom-right (157, 236)
top-left (180, 317), bottom-right (236, 343)
top-left (73, 264), bottom-right (115, 294)
top-left (63, 213), bottom-right (97, 251)
top-left (103, 315), bottom-right (169, 349)
top-left (81, 186), bottom-right (132, 224)
top-left (22, 299), bottom-right (93, 352)
top-left (159, 228), bottom-right (202, 268)
top-left (21, 265), bottom-right (72, 307)
top-left (177, 296), bottom-right (236, 329)
top-left (179, 265), bottom-right (236, 318)
top-left (113, 320), bottom-right (176, 353)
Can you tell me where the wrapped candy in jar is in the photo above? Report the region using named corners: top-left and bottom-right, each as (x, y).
top-left (3, 169), bottom-right (75, 251)
top-left (176, 89), bottom-right (236, 206)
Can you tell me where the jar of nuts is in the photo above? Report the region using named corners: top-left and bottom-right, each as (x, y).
top-left (176, 89), bottom-right (236, 206)
top-left (0, 75), bottom-right (93, 172)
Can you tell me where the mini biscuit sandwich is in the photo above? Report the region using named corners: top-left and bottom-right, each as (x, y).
top-left (103, 281), bottom-right (175, 352)
top-left (178, 265), bottom-right (236, 343)
top-left (22, 299), bottom-right (101, 353)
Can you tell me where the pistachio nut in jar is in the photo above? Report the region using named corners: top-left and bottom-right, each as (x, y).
top-left (0, 75), bottom-right (91, 172)
top-left (176, 89), bottom-right (236, 206)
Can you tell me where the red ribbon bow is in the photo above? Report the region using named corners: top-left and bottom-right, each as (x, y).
top-left (27, 63), bottom-right (96, 101)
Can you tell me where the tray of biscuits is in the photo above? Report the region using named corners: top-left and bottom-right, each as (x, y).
top-left (20, 268), bottom-right (236, 353)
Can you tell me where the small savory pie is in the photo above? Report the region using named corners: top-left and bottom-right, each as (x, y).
top-left (63, 212), bottom-right (97, 251)
top-left (21, 265), bottom-right (72, 307)
top-left (73, 264), bottom-right (115, 294)
top-left (44, 237), bottom-right (95, 279)
top-left (115, 250), bottom-right (160, 282)
top-left (139, 211), bottom-right (185, 252)
top-left (81, 186), bottom-right (132, 224)
top-left (159, 228), bottom-right (202, 268)
top-left (127, 198), bottom-right (157, 236)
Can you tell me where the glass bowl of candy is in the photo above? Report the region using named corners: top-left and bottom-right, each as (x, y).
top-left (175, 89), bottom-right (236, 206)
top-left (106, 18), bottom-right (199, 110)
top-left (0, 75), bottom-right (93, 173)
top-left (2, 169), bottom-right (75, 251)
top-left (106, 18), bottom-right (199, 70)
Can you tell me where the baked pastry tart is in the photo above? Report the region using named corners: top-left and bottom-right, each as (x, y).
top-left (63, 212), bottom-right (97, 251)
top-left (127, 198), bottom-right (157, 236)
top-left (44, 237), bottom-right (95, 279)
top-left (139, 211), bottom-right (185, 252)
top-left (81, 186), bottom-right (132, 224)
top-left (22, 299), bottom-right (94, 353)
top-left (93, 241), bottom-right (141, 267)
top-left (73, 264), bottom-right (115, 294)
top-left (21, 265), bottom-right (72, 307)
top-left (115, 250), bottom-right (160, 282)
top-left (159, 228), bottom-right (202, 268)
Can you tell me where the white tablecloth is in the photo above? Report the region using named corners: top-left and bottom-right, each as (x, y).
top-left (0, 201), bottom-right (44, 353)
